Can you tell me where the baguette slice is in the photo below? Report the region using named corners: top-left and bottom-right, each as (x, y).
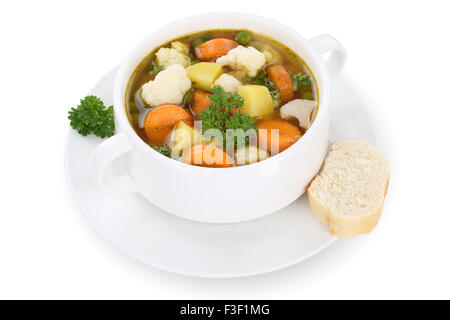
top-left (307, 141), bottom-right (390, 238)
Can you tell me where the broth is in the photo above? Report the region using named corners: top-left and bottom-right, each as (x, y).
top-left (125, 29), bottom-right (318, 167)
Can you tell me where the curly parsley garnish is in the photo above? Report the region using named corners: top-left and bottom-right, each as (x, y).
top-left (199, 86), bottom-right (257, 148)
top-left (68, 96), bottom-right (115, 138)
top-left (291, 72), bottom-right (312, 87)
top-left (152, 145), bottom-right (170, 156)
top-left (249, 70), bottom-right (280, 100)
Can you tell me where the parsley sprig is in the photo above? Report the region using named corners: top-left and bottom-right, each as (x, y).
top-left (68, 96), bottom-right (115, 138)
top-left (247, 70), bottom-right (280, 100)
top-left (291, 72), bottom-right (312, 87)
top-left (199, 86), bottom-right (258, 148)
top-left (152, 145), bottom-right (170, 156)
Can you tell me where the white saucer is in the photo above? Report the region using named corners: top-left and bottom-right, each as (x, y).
top-left (65, 67), bottom-right (378, 278)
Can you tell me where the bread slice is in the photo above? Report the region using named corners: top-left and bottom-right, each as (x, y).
top-left (307, 140), bottom-right (390, 238)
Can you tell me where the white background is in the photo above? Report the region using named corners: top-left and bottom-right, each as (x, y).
top-left (0, 0), bottom-right (449, 299)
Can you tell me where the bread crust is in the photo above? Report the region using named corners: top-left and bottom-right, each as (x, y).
top-left (307, 141), bottom-right (390, 238)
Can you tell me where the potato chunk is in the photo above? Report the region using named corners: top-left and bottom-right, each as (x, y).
top-left (186, 62), bottom-right (223, 91)
top-left (171, 121), bottom-right (199, 158)
top-left (237, 85), bottom-right (274, 117)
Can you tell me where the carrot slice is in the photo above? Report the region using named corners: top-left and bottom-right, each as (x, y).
top-left (144, 104), bottom-right (193, 145)
top-left (267, 65), bottom-right (294, 103)
top-left (192, 91), bottom-right (212, 116)
top-left (184, 144), bottom-right (233, 168)
top-left (257, 119), bottom-right (301, 152)
top-left (195, 38), bottom-right (238, 61)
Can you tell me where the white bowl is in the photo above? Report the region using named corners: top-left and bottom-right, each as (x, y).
top-left (89, 13), bottom-right (346, 223)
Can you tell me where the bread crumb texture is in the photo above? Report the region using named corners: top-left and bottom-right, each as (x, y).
top-left (307, 140), bottom-right (390, 238)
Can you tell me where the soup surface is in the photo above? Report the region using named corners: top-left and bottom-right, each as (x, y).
top-left (126, 29), bottom-right (318, 167)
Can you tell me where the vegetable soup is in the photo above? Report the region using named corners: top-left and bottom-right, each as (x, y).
top-left (126, 29), bottom-right (318, 167)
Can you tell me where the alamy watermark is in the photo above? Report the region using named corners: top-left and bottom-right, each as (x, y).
top-left (168, 121), bottom-right (280, 172)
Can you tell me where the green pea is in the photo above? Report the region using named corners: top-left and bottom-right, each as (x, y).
top-left (301, 91), bottom-right (315, 100)
top-left (236, 31), bottom-right (252, 45)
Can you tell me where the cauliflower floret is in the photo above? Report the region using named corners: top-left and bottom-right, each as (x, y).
top-left (249, 41), bottom-right (283, 65)
top-left (216, 45), bottom-right (266, 77)
top-left (235, 146), bottom-right (269, 165)
top-left (141, 64), bottom-right (191, 107)
top-left (262, 50), bottom-right (274, 64)
top-left (214, 74), bottom-right (241, 92)
top-left (155, 43), bottom-right (191, 69)
top-left (171, 41), bottom-right (190, 54)
top-left (280, 99), bottom-right (317, 129)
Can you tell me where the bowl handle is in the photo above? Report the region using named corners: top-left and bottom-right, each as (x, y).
top-left (309, 34), bottom-right (347, 77)
top-left (88, 133), bottom-right (137, 192)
